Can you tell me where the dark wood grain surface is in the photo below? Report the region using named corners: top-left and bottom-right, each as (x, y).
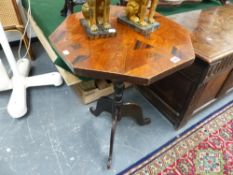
top-left (169, 5), bottom-right (233, 63)
top-left (50, 6), bottom-right (194, 85)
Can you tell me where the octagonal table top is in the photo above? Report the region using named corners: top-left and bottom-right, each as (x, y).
top-left (50, 6), bottom-right (195, 85)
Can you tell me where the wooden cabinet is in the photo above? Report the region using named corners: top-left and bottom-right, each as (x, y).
top-left (138, 5), bottom-right (233, 129)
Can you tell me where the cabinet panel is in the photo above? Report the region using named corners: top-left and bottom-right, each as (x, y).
top-left (217, 69), bottom-right (233, 97)
top-left (149, 61), bottom-right (203, 114)
top-left (194, 71), bottom-right (230, 109)
top-left (150, 72), bottom-right (193, 113)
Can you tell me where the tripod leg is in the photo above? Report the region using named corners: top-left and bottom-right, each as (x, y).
top-left (67, 0), bottom-right (74, 15)
top-left (61, 0), bottom-right (68, 16)
top-left (120, 103), bottom-right (151, 125)
top-left (107, 111), bottom-right (118, 169)
top-left (106, 81), bottom-right (124, 168)
top-left (90, 96), bottom-right (114, 116)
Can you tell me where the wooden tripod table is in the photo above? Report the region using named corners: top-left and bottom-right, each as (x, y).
top-left (50, 6), bottom-right (195, 168)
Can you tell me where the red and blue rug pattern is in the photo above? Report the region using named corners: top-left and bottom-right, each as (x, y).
top-left (119, 101), bottom-right (233, 175)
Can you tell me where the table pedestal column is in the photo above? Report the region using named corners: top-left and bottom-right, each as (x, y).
top-left (90, 81), bottom-right (151, 168)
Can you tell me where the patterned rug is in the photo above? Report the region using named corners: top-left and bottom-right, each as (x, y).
top-left (119, 101), bottom-right (233, 175)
